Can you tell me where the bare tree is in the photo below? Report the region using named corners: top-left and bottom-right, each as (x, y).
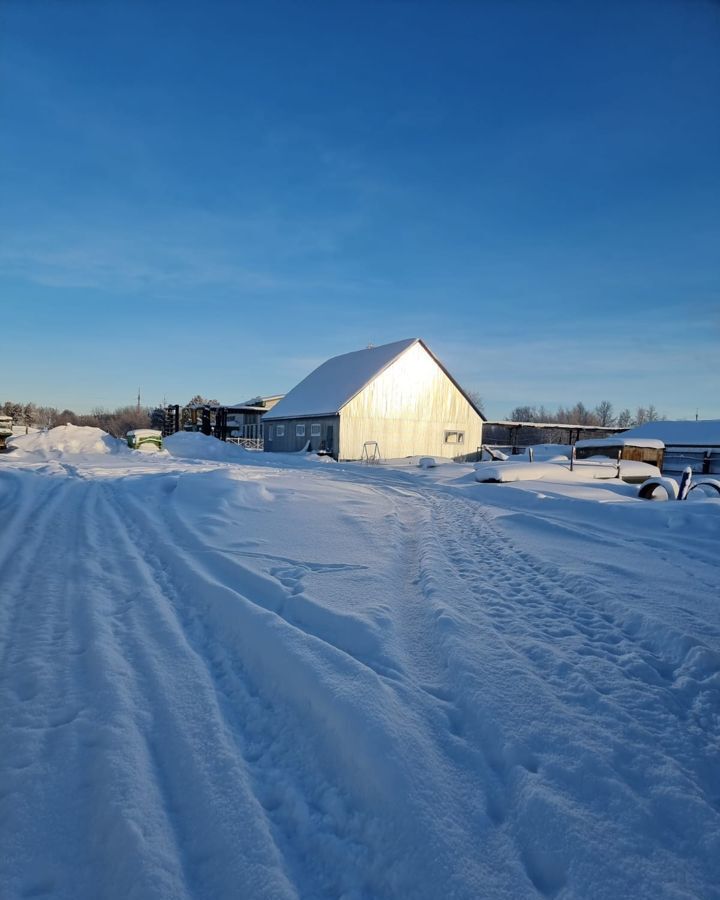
top-left (509, 405), bottom-right (538, 422)
top-left (594, 401), bottom-right (615, 427)
top-left (465, 390), bottom-right (485, 415)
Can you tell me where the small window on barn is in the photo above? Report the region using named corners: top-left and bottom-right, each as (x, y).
top-left (444, 431), bottom-right (465, 444)
top-left (267, 426), bottom-right (273, 440)
top-left (296, 424), bottom-right (305, 437)
top-left (310, 423), bottom-right (321, 437)
top-left (276, 424), bottom-right (285, 437)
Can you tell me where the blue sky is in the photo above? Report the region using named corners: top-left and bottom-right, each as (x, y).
top-left (1, 0), bottom-right (718, 419)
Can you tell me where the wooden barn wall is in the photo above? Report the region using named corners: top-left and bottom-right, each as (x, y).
top-left (339, 342), bottom-right (483, 460)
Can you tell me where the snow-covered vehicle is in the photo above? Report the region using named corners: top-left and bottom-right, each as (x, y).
top-left (126, 429), bottom-right (163, 452)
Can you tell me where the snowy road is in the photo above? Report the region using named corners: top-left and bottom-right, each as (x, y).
top-left (1, 437), bottom-right (719, 899)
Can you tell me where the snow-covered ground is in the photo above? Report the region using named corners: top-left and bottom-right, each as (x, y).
top-left (1, 427), bottom-right (719, 900)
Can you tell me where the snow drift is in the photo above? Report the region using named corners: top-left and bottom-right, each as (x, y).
top-left (164, 431), bottom-right (250, 462)
top-left (6, 423), bottom-right (127, 458)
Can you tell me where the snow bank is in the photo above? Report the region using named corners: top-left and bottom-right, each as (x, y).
top-left (6, 423), bottom-right (126, 458)
top-left (164, 431), bottom-right (250, 462)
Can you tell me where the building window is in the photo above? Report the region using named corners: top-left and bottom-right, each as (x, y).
top-left (296, 424), bottom-right (305, 437)
top-left (276, 425), bottom-right (285, 437)
top-left (310, 423), bottom-right (321, 437)
top-left (444, 431), bottom-right (465, 444)
top-left (267, 426), bottom-right (273, 440)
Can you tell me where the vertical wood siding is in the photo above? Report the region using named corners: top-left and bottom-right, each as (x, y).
top-left (339, 342), bottom-right (482, 460)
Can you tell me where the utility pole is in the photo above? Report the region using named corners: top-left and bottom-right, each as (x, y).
top-left (137, 387), bottom-right (141, 414)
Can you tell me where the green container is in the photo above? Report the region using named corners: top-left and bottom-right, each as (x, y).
top-left (126, 429), bottom-right (163, 451)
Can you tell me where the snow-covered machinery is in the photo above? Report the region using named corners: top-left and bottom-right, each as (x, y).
top-left (0, 415), bottom-right (12, 452)
top-left (126, 429), bottom-right (163, 452)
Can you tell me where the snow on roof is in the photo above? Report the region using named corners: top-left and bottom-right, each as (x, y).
top-left (575, 437), bottom-right (664, 450)
top-left (226, 395), bottom-right (285, 410)
top-left (263, 339), bottom-right (419, 420)
top-left (225, 404), bottom-right (268, 412)
top-left (619, 420), bottom-right (720, 446)
top-left (486, 420), bottom-right (621, 432)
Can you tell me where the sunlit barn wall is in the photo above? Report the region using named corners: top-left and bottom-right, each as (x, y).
top-left (339, 342), bottom-right (483, 460)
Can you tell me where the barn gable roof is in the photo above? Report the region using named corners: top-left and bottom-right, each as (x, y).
top-left (263, 339), bottom-right (417, 420)
top-left (263, 338), bottom-right (485, 421)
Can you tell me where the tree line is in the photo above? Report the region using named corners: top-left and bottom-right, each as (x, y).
top-left (1, 401), bottom-right (151, 439)
top-left (507, 401), bottom-right (664, 428)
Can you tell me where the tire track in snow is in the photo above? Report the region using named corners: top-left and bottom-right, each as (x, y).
top-left (89, 483), bottom-right (300, 900)
top-left (0, 474), bottom-right (74, 684)
top-left (0, 471), bottom-right (68, 673)
top-left (0, 473), bottom-right (296, 900)
top-left (4, 459), bottom-right (718, 899)
top-left (110, 474), bottom-right (510, 899)
top-left (351, 479), bottom-right (720, 898)
top-left (103, 480), bottom-right (405, 900)
top-left (418, 490), bottom-right (720, 897)
top-left (0, 477), bottom-right (107, 899)
top-left (1, 476), bottom-right (225, 900)
top-left (430, 493), bottom-right (720, 751)
top-left (370, 478), bottom-right (719, 752)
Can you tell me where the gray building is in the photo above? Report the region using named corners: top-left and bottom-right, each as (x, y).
top-left (263, 338), bottom-right (485, 460)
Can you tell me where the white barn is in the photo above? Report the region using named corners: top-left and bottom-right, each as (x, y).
top-left (263, 338), bottom-right (485, 460)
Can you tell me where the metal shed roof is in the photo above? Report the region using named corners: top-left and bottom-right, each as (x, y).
top-left (619, 420), bottom-right (720, 446)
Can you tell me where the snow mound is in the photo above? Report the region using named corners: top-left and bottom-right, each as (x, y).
top-left (475, 461), bottom-right (566, 483)
top-left (7, 424), bottom-right (126, 458)
top-left (164, 431), bottom-right (250, 462)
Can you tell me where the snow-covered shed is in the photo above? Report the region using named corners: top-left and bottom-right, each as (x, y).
top-left (574, 436), bottom-right (665, 467)
top-left (263, 338), bottom-right (485, 460)
top-left (617, 420), bottom-right (720, 477)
